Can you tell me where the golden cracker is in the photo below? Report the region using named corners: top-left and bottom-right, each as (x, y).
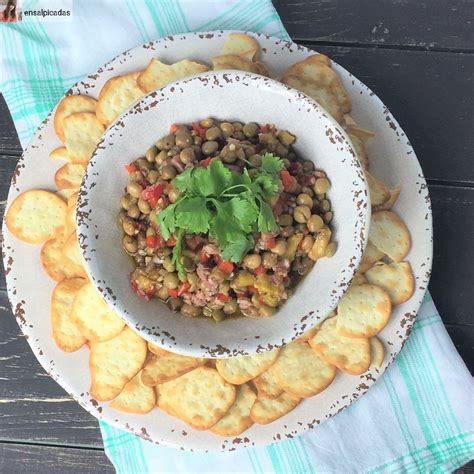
top-left (54, 163), bottom-right (85, 190)
top-left (250, 392), bottom-right (300, 425)
top-left (156, 366), bottom-right (236, 430)
top-left (63, 111), bottom-right (105, 166)
top-left (141, 352), bottom-right (206, 386)
top-left (365, 261), bottom-right (415, 305)
top-left (210, 384), bottom-right (256, 436)
top-left (215, 348), bottom-right (281, 385)
top-left (369, 211), bottom-right (411, 263)
top-left (137, 59), bottom-right (209, 94)
top-left (336, 284), bottom-right (392, 338)
top-left (271, 342), bottom-right (336, 398)
top-left (89, 326), bottom-right (147, 401)
top-left (309, 317), bottom-right (371, 375)
top-left (5, 190), bottom-right (67, 244)
top-left (220, 33), bottom-right (260, 61)
top-left (370, 337), bottom-right (384, 369)
top-left (71, 281), bottom-right (125, 342)
top-left (54, 95), bottom-right (97, 142)
top-left (96, 72), bottom-right (145, 126)
top-left (110, 371), bottom-right (156, 414)
top-left (51, 278), bottom-right (87, 352)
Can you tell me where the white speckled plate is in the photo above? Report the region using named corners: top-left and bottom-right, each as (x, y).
top-left (1, 31), bottom-right (432, 452)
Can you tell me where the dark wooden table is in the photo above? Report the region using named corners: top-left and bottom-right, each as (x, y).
top-left (1, 1), bottom-right (472, 472)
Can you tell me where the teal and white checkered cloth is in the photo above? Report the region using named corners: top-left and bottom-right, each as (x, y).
top-left (1, 1), bottom-right (472, 472)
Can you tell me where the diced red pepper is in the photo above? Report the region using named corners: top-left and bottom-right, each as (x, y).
top-left (280, 170), bottom-right (293, 192)
top-left (217, 258), bottom-right (234, 274)
top-left (130, 278), bottom-right (155, 301)
top-left (187, 236), bottom-right (201, 250)
top-left (199, 248), bottom-right (210, 263)
top-left (259, 298), bottom-right (266, 305)
top-left (192, 122), bottom-right (206, 140)
top-left (199, 157), bottom-right (212, 168)
top-left (165, 236), bottom-right (176, 247)
top-left (253, 265), bottom-right (265, 275)
top-left (266, 236), bottom-right (276, 249)
top-left (146, 234), bottom-right (163, 249)
top-left (259, 125), bottom-right (270, 134)
top-left (125, 163), bottom-right (137, 174)
top-left (168, 282), bottom-right (191, 298)
top-left (247, 285), bottom-right (258, 293)
top-left (170, 123), bottom-right (178, 133)
top-left (140, 183), bottom-right (164, 208)
top-left (217, 293), bottom-right (230, 302)
top-left (177, 282), bottom-right (190, 296)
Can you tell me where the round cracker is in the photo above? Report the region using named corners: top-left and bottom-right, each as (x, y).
top-left (215, 348), bottom-right (281, 385)
top-left (41, 237), bottom-right (87, 281)
top-left (370, 337), bottom-right (384, 369)
top-left (365, 261), bottom-right (415, 305)
top-left (156, 366), bottom-right (236, 430)
top-left (141, 352), bottom-right (206, 386)
top-left (54, 163), bottom-right (85, 190)
top-left (309, 317), bottom-right (371, 375)
top-left (5, 190), bottom-right (67, 244)
top-left (110, 371), bottom-right (156, 414)
top-left (49, 146), bottom-right (70, 162)
top-left (63, 112), bottom-right (105, 166)
top-left (54, 95), bottom-right (97, 142)
top-left (90, 326), bottom-right (147, 401)
top-left (51, 278), bottom-right (88, 352)
top-left (336, 284), bottom-right (392, 338)
top-left (220, 32), bottom-right (260, 61)
top-left (366, 171), bottom-right (390, 207)
top-left (358, 240), bottom-right (385, 274)
top-left (254, 368), bottom-right (283, 400)
top-left (71, 282), bottom-right (125, 342)
top-left (210, 384), bottom-right (256, 437)
top-left (250, 391), bottom-right (300, 425)
top-left (271, 342), bottom-right (336, 398)
top-left (369, 211), bottom-right (411, 263)
top-left (96, 72), bottom-right (145, 125)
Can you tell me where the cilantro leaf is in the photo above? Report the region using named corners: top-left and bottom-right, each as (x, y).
top-left (252, 173), bottom-right (281, 197)
top-left (208, 160), bottom-right (233, 196)
top-left (156, 203), bottom-right (177, 240)
top-left (261, 153), bottom-right (285, 174)
top-left (257, 197), bottom-right (278, 233)
top-left (220, 235), bottom-right (255, 263)
top-left (172, 228), bottom-right (186, 280)
top-left (228, 196), bottom-right (258, 233)
top-left (172, 168), bottom-right (194, 193)
top-left (175, 196), bottom-right (210, 234)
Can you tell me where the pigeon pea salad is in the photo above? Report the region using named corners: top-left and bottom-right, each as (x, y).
top-left (119, 118), bottom-right (336, 321)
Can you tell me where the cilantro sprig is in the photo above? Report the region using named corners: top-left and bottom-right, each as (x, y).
top-left (156, 153), bottom-right (284, 278)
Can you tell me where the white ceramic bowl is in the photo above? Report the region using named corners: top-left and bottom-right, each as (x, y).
top-left (77, 71), bottom-right (369, 358)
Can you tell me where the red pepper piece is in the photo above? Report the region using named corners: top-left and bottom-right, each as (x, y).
top-left (192, 122), bottom-right (206, 140)
top-left (247, 285), bottom-right (258, 293)
top-left (140, 183), bottom-right (164, 208)
top-left (217, 257), bottom-right (234, 273)
top-left (187, 236), bottom-right (201, 250)
top-left (125, 163), bottom-right (137, 174)
top-left (217, 293), bottom-right (230, 302)
top-left (280, 170), bottom-right (292, 192)
top-left (199, 157), bottom-right (212, 168)
top-left (253, 265), bottom-right (265, 275)
top-left (199, 248), bottom-right (210, 263)
top-left (169, 123), bottom-right (178, 133)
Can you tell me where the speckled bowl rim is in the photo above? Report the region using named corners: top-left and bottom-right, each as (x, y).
top-left (1, 31), bottom-right (432, 452)
top-left (77, 70), bottom-right (369, 358)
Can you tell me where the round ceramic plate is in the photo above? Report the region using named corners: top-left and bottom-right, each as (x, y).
top-left (2, 31), bottom-right (432, 452)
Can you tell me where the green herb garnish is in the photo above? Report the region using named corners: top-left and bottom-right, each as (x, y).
top-left (156, 153), bottom-right (284, 278)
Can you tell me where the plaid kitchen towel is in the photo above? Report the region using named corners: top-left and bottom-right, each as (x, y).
top-left (1, 1), bottom-right (472, 473)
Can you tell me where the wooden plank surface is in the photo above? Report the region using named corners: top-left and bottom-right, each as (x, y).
top-left (273, 0), bottom-right (474, 50)
top-left (0, 443), bottom-right (113, 473)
